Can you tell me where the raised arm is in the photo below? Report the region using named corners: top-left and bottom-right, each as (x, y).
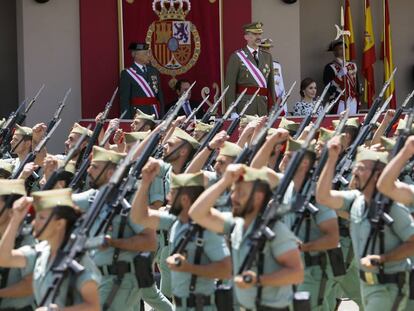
top-left (377, 135), bottom-right (414, 205)
top-left (250, 129), bottom-right (289, 169)
top-left (0, 197), bottom-right (32, 268)
top-left (185, 131), bottom-right (228, 173)
top-left (130, 158), bottom-right (165, 229)
top-left (370, 109), bottom-right (395, 146)
top-left (316, 136), bottom-right (346, 209)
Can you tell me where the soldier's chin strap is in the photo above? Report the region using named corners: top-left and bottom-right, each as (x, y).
top-left (240, 181), bottom-right (261, 219)
top-left (358, 160), bottom-right (380, 192)
top-left (169, 188), bottom-right (184, 216)
top-left (89, 162), bottom-right (111, 189)
top-left (34, 210), bottom-right (57, 239)
top-left (163, 140), bottom-right (188, 164)
top-left (10, 137), bottom-right (26, 154)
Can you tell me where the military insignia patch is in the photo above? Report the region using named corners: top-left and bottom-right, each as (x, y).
top-left (146, 0), bottom-right (201, 80)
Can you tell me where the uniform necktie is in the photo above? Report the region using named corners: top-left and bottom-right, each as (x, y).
top-left (183, 100), bottom-right (192, 116)
top-left (252, 51), bottom-right (259, 66)
top-left (142, 65), bottom-right (147, 74)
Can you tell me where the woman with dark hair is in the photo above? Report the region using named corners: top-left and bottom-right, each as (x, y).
top-left (293, 77), bottom-right (323, 116)
top-left (0, 188), bottom-right (101, 311)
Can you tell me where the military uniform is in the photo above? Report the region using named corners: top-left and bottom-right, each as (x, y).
top-left (225, 23), bottom-right (276, 116)
top-left (73, 147), bottom-right (172, 311)
top-left (323, 40), bottom-right (360, 114)
top-left (0, 179), bottom-right (35, 310)
top-left (120, 43), bottom-right (164, 119)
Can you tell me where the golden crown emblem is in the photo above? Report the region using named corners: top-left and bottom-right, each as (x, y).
top-left (152, 0), bottom-right (191, 21)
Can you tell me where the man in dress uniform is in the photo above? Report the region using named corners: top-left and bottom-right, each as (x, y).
top-left (120, 42), bottom-right (164, 119)
top-left (259, 38), bottom-right (287, 114)
top-left (323, 39), bottom-right (360, 114)
top-left (225, 22), bottom-right (276, 116)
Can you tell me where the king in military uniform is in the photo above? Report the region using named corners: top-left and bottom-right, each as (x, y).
top-left (120, 42), bottom-right (164, 119)
top-left (225, 22), bottom-right (276, 116)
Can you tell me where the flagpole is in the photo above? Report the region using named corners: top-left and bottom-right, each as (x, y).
top-left (340, 5), bottom-right (348, 108)
top-left (117, 0), bottom-right (125, 74)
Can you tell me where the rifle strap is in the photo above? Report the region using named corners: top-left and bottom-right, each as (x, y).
top-left (189, 227), bottom-right (204, 293)
top-left (255, 250), bottom-right (265, 309)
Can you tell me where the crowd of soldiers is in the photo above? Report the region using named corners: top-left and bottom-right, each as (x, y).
top-left (1, 19), bottom-right (414, 311)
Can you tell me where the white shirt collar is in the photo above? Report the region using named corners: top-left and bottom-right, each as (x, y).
top-left (246, 45), bottom-right (258, 55)
top-left (134, 62), bottom-right (145, 71)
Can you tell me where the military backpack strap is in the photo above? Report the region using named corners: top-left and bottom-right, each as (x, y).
top-left (188, 226), bottom-right (205, 293)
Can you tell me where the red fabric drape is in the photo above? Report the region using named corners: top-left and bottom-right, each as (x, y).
top-left (79, 0), bottom-right (252, 119)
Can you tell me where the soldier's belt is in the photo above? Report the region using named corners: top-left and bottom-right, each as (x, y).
top-left (173, 294), bottom-right (213, 307)
top-left (98, 261), bottom-right (133, 276)
top-left (130, 97), bottom-right (159, 106)
top-left (359, 270), bottom-right (406, 286)
top-left (237, 85), bottom-right (268, 97)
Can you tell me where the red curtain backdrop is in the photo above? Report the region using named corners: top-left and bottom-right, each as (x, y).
top-left (79, 0), bottom-right (251, 119)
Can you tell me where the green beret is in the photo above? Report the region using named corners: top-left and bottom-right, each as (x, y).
top-left (243, 22), bottom-right (264, 34)
top-left (70, 123), bottom-right (92, 137)
top-left (279, 117), bottom-right (300, 132)
top-left (172, 127), bottom-right (200, 149)
top-left (240, 115), bottom-right (259, 127)
top-left (32, 188), bottom-right (75, 212)
top-left (318, 127), bottom-right (335, 142)
top-left (286, 137), bottom-right (315, 153)
top-left (355, 147), bottom-right (388, 165)
top-left (134, 109), bottom-right (156, 122)
top-left (170, 172), bottom-right (204, 189)
top-left (218, 142), bottom-right (242, 158)
top-left (380, 136), bottom-right (396, 151)
top-left (15, 124), bottom-right (33, 137)
top-left (194, 122), bottom-right (214, 133)
top-left (0, 160), bottom-right (15, 176)
top-left (91, 146), bottom-right (125, 165)
top-left (332, 117), bottom-right (360, 129)
top-left (124, 131), bottom-right (150, 144)
top-left (0, 179), bottom-right (27, 197)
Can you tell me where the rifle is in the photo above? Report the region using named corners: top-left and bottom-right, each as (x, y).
top-left (200, 86), bottom-right (230, 123)
top-left (92, 89), bottom-right (189, 237)
top-left (293, 82), bottom-right (331, 139)
top-left (234, 81), bottom-right (297, 165)
top-left (179, 95), bottom-right (210, 130)
top-left (363, 68), bottom-right (396, 126)
top-left (292, 109), bottom-right (350, 234)
top-left (333, 95), bottom-right (393, 187)
top-left (0, 85), bottom-right (45, 156)
top-left (11, 119), bottom-right (62, 179)
top-left (203, 88), bottom-right (256, 169)
top-left (69, 88), bottom-right (117, 192)
top-left (384, 89), bottom-right (414, 137)
top-left (193, 88), bottom-right (248, 157)
top-left (42, 126), bottom-right (91, 190)
top-left (37, 133), bottom-right (142, 308)
top-left (239, 100), bottom-right (336, 280)
top-left (46, 88), bottom-right (70, 133)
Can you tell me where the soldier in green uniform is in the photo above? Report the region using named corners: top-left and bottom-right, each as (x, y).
top-left (225, 22), bottom-right (276, 116)
top-left (0, 188), bottom-right (101, 310)
top-left (120, 42), bottom-right (164, 119)
top-left (0, 179), bottom-right (35, 311)
top-left (189, 164), bottom-right (304, 310)
top-left (72, 146), bottom-right (173, 311)
top-left (316, 137), bottom-right (414, 311)
top-left (131, 164), bottom-right (232, 311)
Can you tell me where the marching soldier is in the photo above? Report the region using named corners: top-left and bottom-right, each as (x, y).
top-left (225, 22), bottom-right (276, 116)
top-left (71, 146), bottom-right (172, 311)
top-left (0, 189), bottom-right (101, 310)
top-left (131, 165), bottom-right (231, 311)
top-left (323, 39), bottom-right (360, 114)
top-left (120, 42), bottom-right (164, 119)
top-left (189, 164), bottom-right (304, 310)
top-left (316, 137), bottom-right (414, 310)
top-left (0, 179), bottom-right (35, 311)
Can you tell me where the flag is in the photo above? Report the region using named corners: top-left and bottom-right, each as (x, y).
top-left (381, 0), bottom-right (396, 108)
top-left (344, 0), bottom-right (356, 61)
top-left (362, 0), bottom-right (376, 107)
